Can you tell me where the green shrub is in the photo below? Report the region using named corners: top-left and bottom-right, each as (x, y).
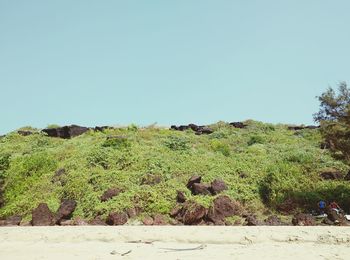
top-left (127, 124), bottom-right (138, 131)
top-left (102, 137), bottom-right (131, 150)
top-left (210, 140), bottom-right (230, 156)
top-left (164, 136), bottom-right (190, 151)
top-left (0, 152), bottom-right (58, 217)
top-left (284, 150), bottom-right (315, 164)
top-left (87, 148), bottom-right (110, 169)
top-left (314, 82), bottom-right (350, 161)
top-left (0, 154), bottom-right (11, 179)
top-left (0, 120), bottom-right (349, 219)
top-left (248, 135), bottom-right (265, 146)
top-left (209, 130), bottom-right (229, 139)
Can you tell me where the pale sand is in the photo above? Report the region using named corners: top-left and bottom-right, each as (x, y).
top-left (1, 226), bottom-right (350, 260)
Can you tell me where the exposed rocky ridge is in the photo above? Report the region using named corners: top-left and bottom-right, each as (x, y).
top-left (6, 122), bottom-right (321, 140)
top-left (42, 125), bottom-right (90, 139)
top-left (170, 124), bottom-right (214, 135)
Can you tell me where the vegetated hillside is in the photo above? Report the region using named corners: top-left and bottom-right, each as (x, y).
top-left (0, 120), bottom-right (349, 223)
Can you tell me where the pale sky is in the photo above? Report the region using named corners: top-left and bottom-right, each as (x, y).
top-left (1, 0), bottom-right (350, 134)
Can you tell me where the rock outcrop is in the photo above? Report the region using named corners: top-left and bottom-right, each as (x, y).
top-left (176, 191), bottom-right (186, 203)
top-left (186, 175), bottom-right (202, 189)
top-left (207, 196), bottom-right (242, 224)
top-left (292, 213), bottom-right (315, 226)
top-left (171, 201), bottom-right (207, 225)
top-left (229, 122), bottom-right (247, 129)
top-left (106, 212), bottom-right (128, 225)
top-left (170, 124), bottom-right (213, 135)
top-left (42, 125), bottom-right (90, 139)
top-left (32, 203), bottom-right (55, 226)
top-left (89, 216), bottom-right (108, 226)
top-left (319, 169), bottom-right (343, 180)
top-left (100, 188), bottom-right (122, 202)
top-left (55, 200), bottom-right (77, 224)
top-left (264, 215), bottom-right (283, 226)
top-left (0, 215), bottom-right (22, 226)
top-left (187, 176), bottom-right (227, 196)
top-left (245, 215), bottom-right (260, 226)
top-left (210, 179), bottom-right (228, 195)
top-left (191, 183), bottom-right (211, 195)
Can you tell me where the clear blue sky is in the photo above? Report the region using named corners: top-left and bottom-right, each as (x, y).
top-left (1, 1), bottom-right (350, 134)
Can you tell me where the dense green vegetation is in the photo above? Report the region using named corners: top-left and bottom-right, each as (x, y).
top-left (0, 120), bottom-right (349, 221)
top-left (314, 82), bottom-right (350, 161)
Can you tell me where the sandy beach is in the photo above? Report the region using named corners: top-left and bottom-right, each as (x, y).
top-left (1, 226), bottom-right (350, 259)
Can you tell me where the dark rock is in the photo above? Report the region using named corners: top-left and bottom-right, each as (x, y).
top-left (292, 213), bottom-right (315, 226)
top-left (17, 130), bottom-right (33, 136)
top-left (94, 126), bottom-right (111, 132)
top-left (306, 125), bottom-right (320, 129)
top-left (101, 188), bottom-right (122, 202)
top-left (188, 124), bottom-right (199, 131)
top-left (141, 174), bottom-right (162, 186)
top-left (182, 202), bottom-right (207, 225)
top-left (170, 205), bottom-right (183, 218)
top-left (170, 124), bottom-right (213, 135)
top-left (229, 122), bottom-right (247, 129)
top-left (142, 216), bottom-right (154, 225)
top-left (210, 179), bottom-right (227, 195)
top-left (322, 218), bottom-right (334, 225)
top-left (178, 125), bottom-right (190, 131)
top-left (106, 212), bottom-right (128, 225)
top-left (264, 215), bottom-right (283, 226)
top-left (55, 200), bottom-right (77, 224)
top-left (32, 203), bottom-right (55, 226)
top-left (153, 214), bottom-right (167, 225)
top-left (245, 215), bottom-right (259, 226)
top-left (207, 196), bottom-right (242, 224)
top-left (0, 215), bottom-right (22, 226)
top-left (42, 125), bottom-right (90, 139)
top-left (176, 191), bottom-right (186, 203)
top-left (191, 183), bottom-right (211, 195)
top-left (186, 175), bottom-right (202, 189)
top-left (320, 169), bottom-right (343, 180)
top-left (325, 208), bottom-right (348, 225)
top-left (198, 127), bottom-right (213, 135)
top-left (171, 201), bottom-right (207, 225)
top-left (89, 216), bottom-right (107, 226)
